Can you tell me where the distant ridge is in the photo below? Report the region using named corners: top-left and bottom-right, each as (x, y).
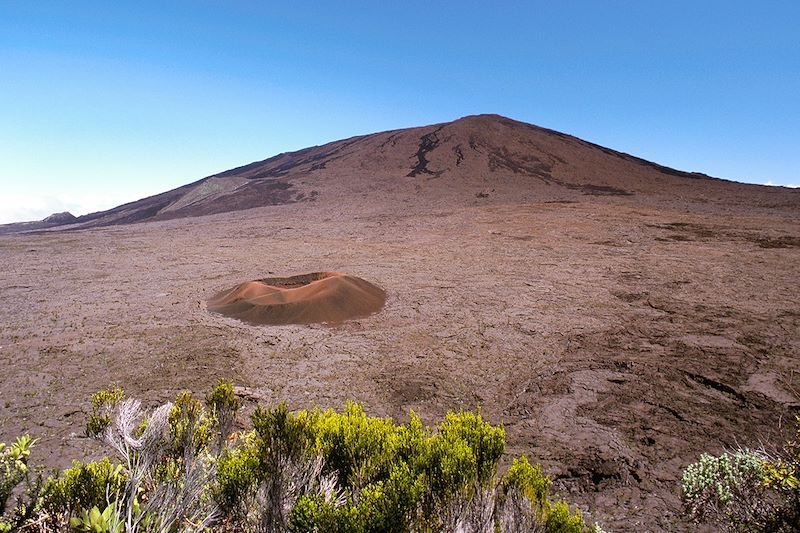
top-left (0, 211), bottom-right (78, 235)
top-left (1, 115), bottom-right (797, 234)
top-left (42, 212), bottom-right (76, 224)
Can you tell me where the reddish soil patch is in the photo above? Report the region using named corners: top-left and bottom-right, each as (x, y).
top-left (207, 272), bottom-right (386, 325)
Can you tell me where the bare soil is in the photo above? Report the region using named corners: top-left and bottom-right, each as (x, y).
top-left (1, 194), bottom-right (797, 531)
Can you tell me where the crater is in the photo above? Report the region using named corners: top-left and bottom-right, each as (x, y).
top-left (207, 272), bottom-right (386, 326)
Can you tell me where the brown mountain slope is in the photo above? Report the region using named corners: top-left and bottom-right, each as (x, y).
top-left (81, 114), bottom-right (800, 223)
top-left (3, 114), bottom-right (795, 234)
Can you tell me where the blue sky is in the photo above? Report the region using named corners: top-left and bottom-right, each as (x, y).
top-left (1, 1), bottom-right (798, 223)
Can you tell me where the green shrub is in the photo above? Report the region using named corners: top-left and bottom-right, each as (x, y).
top-left (499, 456), bottom-right (586, 532)
top-left (682, 416), bottom-right (800, 532)
top-left (545, 501), bottom-right (586, 533)
top-left (354, 463), bottom-right (425, 532)
top-left (0, 435), bottom-right (41, 531)
top-left (253, 402), bottom-right (316, 469)
top-left (206, 380), bottom-right (241, 451)
top-left (85, 386), bottom-right (125, 437)
top-left (42, 458), bottom-right (125, 516)
top-left (291, 485), bottom-right (426, 533)
top-left (0, 436), bottom-right (36, 514)
top-left (168, 390), bottom-right (215, 458)
top-left (423, 428), bottom-right (477, 501)
top-left (436, 409), bottom-right (505, 485)
top-left (308, 402), bottom-right (397, 491)
top-left (502, 456), bottom-right (551, 516)
top-left (69, 502), bottom-right (124, 533)
top-left (289, 494), bottom-right (363, 532)
top-left (761, 417), bottom-right (800, 529)
top-left (214, 433), bottom-right (260, 516)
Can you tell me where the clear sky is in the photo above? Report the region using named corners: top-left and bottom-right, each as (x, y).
top-left (1, 1), bottom-right (798, 223)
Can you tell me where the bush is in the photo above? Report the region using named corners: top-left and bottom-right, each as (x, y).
top-left (168, 390), bottom-right (214, 458)
top-left (545, 501), bottom-right (586, 533)
top-left (0, 436), bottom-right (36, 514)
top-left (69, 501), bottom-right (124, 533)
top-left (437, 409), bottom-right (506, 486)
top-left (761, 418), bottom-right (800, 530)
top-left (1, 382), bottom-right (598, 532)
top-left (214, 434), bottom-right (260, 518)
top-left (498, 456), bottom-right (586, 533)
top-left (681, 416), bottom-right (800, 532)
top-left (0, 436), bottom-right (46, 532)
top-left (85, 386), bottom-right (125, 438)
top-left (206, 379), bottom-right (241, 452)
top-left (41, 458), bottom-right (125, 517)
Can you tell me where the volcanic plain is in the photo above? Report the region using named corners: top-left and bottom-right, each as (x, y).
top-left (1, 115), bottom-right (798, 531)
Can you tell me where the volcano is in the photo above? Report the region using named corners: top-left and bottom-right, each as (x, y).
top-left (3, 114), bottom-right (795, 233)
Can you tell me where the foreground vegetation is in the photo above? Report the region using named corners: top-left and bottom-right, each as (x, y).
top-left (681, 416), bottom-right (800, 532)
top-left (0, 382), bottom-right (600, 532)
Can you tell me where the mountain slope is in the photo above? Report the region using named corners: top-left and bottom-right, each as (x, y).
top-left (4, 114), bottom-right (795, 234)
